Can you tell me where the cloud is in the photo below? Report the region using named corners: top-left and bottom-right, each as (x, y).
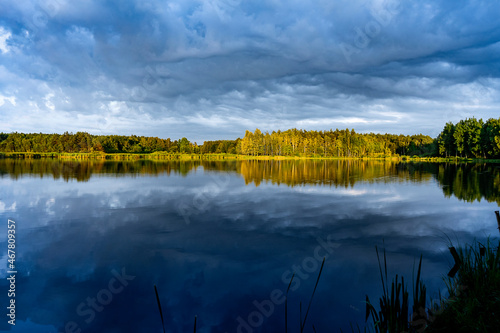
top-left (0, 94), bottom-right (16, 107)
top-left (0, 0), bottom-right (499, 141)
top-left (0, 27), bottom-right (11, 53)
top-left (0, 200), bottom-right (16, 213)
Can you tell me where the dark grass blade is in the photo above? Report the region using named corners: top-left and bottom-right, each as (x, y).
top-left (154, 285), bottom-right (166, 333)
top-left (448, 247), bottom-right (461, 277)
top-left (383, 246), bottom-right (388, 298)
top-left (285, 272), bottom-right (295, 333)
top-left (375, 246), bottom-right (387, 297)
top-left (412, 254), bottom-right (427, 328)
top-left (367, 245), bottom-right (419, 333)
top-left (415, 255), bottom-right (422, 299)
top-left (301, 257), bottom-right (326, 333)
top-left (495, 211), bottom-right (500, 233)
top-left (194, 315), bottom-right (197, 333)
top-left (299, 301), bottom-right (303, 332)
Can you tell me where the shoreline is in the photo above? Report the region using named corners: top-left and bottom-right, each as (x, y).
top-left (1, 152), bottom-right (500, 163)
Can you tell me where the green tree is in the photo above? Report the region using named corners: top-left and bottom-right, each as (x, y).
top-left (438, 122), bottom-right (455, 157)
top-left (178, 137), bottom-right (192, 153)
top-left (481, 118), bottom-right (500, 158)
top-left (454, 120), bottom-right (466, 157)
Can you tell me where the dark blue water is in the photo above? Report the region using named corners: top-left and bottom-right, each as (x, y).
top-left (0, 160), bottom-right (498, 333)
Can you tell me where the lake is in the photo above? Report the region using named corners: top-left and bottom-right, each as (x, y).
top-left (0, 159), bottom-right (499, 333)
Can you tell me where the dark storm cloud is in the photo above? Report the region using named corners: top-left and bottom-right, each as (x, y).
top-left (0, 0), bottom-right (499, 141)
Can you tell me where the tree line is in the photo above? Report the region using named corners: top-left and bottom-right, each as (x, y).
top-left (437, 117), bottom-right (500, 158)
top-left (0, 130), bottom-right (433, 157)
top-left (0, 132), bottom-right (191, 154)
top-left (236, 128), bottom-right (434, 157)
top-left (0, 131), bottom-right (243, 155)
top-left (0, 117), bottom-right (498, 158)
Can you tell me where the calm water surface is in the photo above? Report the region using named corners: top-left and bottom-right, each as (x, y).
top-left (0, 159), bottom-right (499, 333)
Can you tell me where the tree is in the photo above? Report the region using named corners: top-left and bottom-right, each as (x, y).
top-left (465, 118), bottom-right (483, 158)
top-left (239, 130), bottom-right (253, 155)
top-left (178, 137), bottom-right (192, 153)
top-left (438, 122), bottom-right (455, 157)
top-left (454, 120), bottom-right (466, 157)
top-left (252, 128), bottom-right (263, 156)
top-left (481, 118), bottom-right (500, 158)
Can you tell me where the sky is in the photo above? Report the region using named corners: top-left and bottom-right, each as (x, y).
top-left (0, 0), bottom-right (499, 143)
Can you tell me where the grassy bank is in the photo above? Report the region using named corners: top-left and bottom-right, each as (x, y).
top-left (1, 151), bottom-right (500, 162)
top-left (400, 156), bottom-right (500, 163)
top-left (361, 237), bottom-right (500, 333)
top-left (0, 152), bottom-right (240, 160)
top-left (425, 238), bottom-right (500, 332)
top-left (0, 151), bottom-right (396, 160)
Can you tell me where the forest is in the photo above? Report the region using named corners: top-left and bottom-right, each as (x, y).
top-left (0, 129), bottom-right (433, 157)
top-left (437, 117), bottom-right (500, 158)
top-left (0, 117), bottom-right (499, 158)
top-left (235, 128), bottom-right (434, 157)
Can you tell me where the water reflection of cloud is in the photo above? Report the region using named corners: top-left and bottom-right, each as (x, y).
top-left (0, 167), bottom-right (498, 332)
top-left (293, 187), bottom-right (369, 196)
top-left (0, 200), bottom-right (16, 213)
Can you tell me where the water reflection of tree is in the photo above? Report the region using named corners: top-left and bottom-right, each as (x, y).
top-left (1, 159), bottom-right (498, 204)
top-left (236, 159), bottom-right (430, 187)
top-left (0, 159), bottom-right (204, 182)
top-left (435, 163), bottom-right (500, 205)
